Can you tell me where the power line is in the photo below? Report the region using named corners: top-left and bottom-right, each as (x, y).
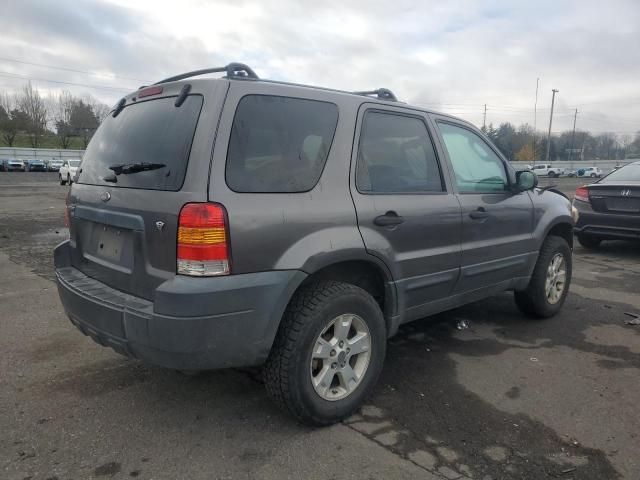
top-left (0, 56), bottom-right (152, 84)
top-left (0, 71), bottom-right (132, 93)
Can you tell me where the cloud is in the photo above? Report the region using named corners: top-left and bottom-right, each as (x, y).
top-left (0, 0), bottom-right (638, 134)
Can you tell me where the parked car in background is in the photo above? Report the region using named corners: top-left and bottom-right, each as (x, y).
top-left (59, 159), bottom-right (81, 185)
top-left (7, 159), bottom-right (25, 172)
top-left (532, 163), bottom-right (566, 177)
top-left (27, 159), bottom-right (47, 172)
top-left (0, 159), bottom-right (5, 172)
top-left (48, 159), bottom-right (64, 172)
top-left (55, 63), bottom-right (575, 426)
top-left (573, 161), bottom-right (640, 248)
top-left (578, 167), bottom-right (602, 178)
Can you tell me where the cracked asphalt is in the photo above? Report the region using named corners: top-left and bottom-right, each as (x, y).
top-left (1, 173), bottom-right (639, 479)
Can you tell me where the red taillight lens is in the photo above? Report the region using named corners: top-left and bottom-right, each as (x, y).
top-left (177, 203), bottom-right (230, 276)
top-left (575, 186), bottom-right (590, 203)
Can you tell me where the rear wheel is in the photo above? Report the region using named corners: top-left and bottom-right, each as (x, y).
top-left (590, 173), bottom-right (596, 178)
top-left (577, 233), bottom-right (601, 249)
top-left (549, 171), bottom-right (557, 178)
top-left (264, 281), bottom-right (386, 426)
top-left (515, 236), bottom-right (572, 318)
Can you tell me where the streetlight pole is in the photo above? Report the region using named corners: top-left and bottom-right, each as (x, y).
top-left (483, 104), bottom-right (487, 130)
top-left (533, 77), bottom-right (539, 161)
top-left (568, 108), bottom-right (578, 161)
top-left (545, 89), bottom-right (559, 162)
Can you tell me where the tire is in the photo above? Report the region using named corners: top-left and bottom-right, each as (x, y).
top-left (514, 236), bottom-right (572, 318)
top-left (264, 281), bottom-right (386, 426)
top-left (577, 233), bottom-right (601, 249)
top-left (590, 173), bottom-right (596, 178)
top-left (549, 171), bottom-right (557, 178)
top-left (59, 175), bottom-right (66, 186)
top-left (67, 174), bottom-right (72, 184)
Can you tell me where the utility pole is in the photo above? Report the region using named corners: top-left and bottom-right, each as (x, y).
top-left (568, 108), bottom-right (578, 161)
top-left (483, 104), bottom-right (487, 130)
top-left (545, 89), bottom-right (559, 162)
top-left (533, 77), bottom-right (539, 161)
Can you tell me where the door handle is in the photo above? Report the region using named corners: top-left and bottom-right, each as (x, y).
top-left (469, 207), bottom-right (489, 220)
top-left (374, 211), bottom-right (404, 227)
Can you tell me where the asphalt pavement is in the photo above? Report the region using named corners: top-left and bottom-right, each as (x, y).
top-left (1, 173), bottom-right (639, 480)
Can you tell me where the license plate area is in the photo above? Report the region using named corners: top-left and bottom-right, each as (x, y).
top-left (606, 198), bottom-right (640, 213)
top-left (84, 222), bottom-right (134, 269)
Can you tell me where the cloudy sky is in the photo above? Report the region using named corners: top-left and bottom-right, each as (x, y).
top-left (1, 0), bottom-right (639, 135)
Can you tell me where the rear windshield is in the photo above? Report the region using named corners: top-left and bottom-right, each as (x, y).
top-left (77, 95), bottom-right (203, 191)
top-left (603, 164), bottom-right (640, 182)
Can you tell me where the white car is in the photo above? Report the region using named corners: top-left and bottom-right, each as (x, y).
top-left (59, 159), bottom-right (81, 185)
top-left (531, 163), bottom-right (566, 178)
top-left (577, 167), bottom-right (602, 178)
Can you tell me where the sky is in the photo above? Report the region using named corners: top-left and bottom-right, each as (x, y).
top-left (1, 0), bottom-right (639, 136)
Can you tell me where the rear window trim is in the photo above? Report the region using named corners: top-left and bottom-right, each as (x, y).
top-left (77, 93), bottom-right (204, 192)
top-left (224, 93), bottom-right (340, 194)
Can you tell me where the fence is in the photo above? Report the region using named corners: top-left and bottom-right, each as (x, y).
top-left (0, 147), bottom-right (84, 162)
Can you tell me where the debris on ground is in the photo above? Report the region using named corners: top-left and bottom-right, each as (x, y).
top-left (456, 319), bottom-right (470, 330)
top-left (624, 312), bottom-right (640, 325)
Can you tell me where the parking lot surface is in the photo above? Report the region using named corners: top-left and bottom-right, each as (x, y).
top-left (1, 173), bottom-right (639, 479)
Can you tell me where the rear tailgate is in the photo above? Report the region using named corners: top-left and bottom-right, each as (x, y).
top-left (588, 183), bottom-right (640, 214)
top-left (68, 80), bottom-right (228, 300)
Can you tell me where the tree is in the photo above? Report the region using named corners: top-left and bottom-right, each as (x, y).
top-left (17, 82), bottom-right (48, 148)
top-left (51, 91), bottom-right (75, 149)
top-left (0, 92), bottom-right (17, 146)
top-left (70, 99), bottom-right (99, 148)
top-left (515, 143), bottom-right (535, 162)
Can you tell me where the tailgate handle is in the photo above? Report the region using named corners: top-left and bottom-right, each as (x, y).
top-left (374, 211), bottom-right (404, 227)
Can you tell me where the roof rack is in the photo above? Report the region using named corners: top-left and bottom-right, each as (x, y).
top-left (153, 62), bottom-right (259, 85)
top-left (352, 88), bottom-right (398, 102)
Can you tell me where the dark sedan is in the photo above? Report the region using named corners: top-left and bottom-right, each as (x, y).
top-left (573, 161), bottom-right (640, 248)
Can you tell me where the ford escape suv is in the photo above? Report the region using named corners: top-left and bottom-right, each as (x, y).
top-left (55, 63), bottom-right (574, 425)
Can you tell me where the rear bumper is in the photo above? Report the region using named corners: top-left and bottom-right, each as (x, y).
top-left (574, 200), bottom-right (640, 240)
top-left (54, 240), bottom-right (306, 370)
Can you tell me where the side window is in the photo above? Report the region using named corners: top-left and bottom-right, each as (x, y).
top-left (226, 95), bottom-right (338, 193)
top-left (438, 123), bottom-right (508, 193)
top-left (356, 111), bottom-right (443, 193)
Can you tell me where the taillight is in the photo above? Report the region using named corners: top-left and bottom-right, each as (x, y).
top-left (64, 190), bottom-right (71, 228)
top-left (574, 186), bottom-right (590, 203)
top-left (138, 85), bottom-right (163, 98)
top-left (177, 203), bottom-right (230, 276)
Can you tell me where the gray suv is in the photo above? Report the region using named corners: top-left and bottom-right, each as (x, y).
top-left (54, 63), bottom-right (574, 425)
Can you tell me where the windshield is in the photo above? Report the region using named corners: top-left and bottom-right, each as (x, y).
top-left (69, 160), bottom-right (80, 167)
top-left (602, 163), bottom-right (640, 182)
top-left (77, 95), bottom-right (203, 191)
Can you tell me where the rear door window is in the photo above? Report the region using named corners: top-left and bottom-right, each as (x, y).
top-left (226, 95), bottom-right (338, 193)
top-left (77, 95), bottom-right (203, 191)
top-left (356, 111), bottom-right (444, 193)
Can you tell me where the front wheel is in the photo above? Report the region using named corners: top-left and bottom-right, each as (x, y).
top-left (590, 173), bottom-right (597, 178)
top-left (549, 171), bottom-right (557, 178)
top-left (515, 236), bottom-right (572, 318)
top-left (264, 281), bottom-right (386, 426)
top-left (59, 174), bottom-right (66, 185)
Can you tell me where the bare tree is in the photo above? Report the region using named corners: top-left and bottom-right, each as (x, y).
top-left (51, 90), bottom-right (75, 149)
top-left (619, 134), bottom-right (633, 160)
top-left (82, 94), bottom-right (110, 124)
top-left (0, 91), bottom-right (18, 146)
top-left (17, 82), bottom-right (48, 148)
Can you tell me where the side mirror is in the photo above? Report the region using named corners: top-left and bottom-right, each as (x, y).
top-left (515, 170), bottom-right (538, 192)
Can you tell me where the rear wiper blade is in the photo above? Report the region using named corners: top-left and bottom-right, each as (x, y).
top-left (108, 162), bottom-right (166, 175)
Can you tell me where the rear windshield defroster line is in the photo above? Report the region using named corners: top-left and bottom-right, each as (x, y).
top-left (77, 95), bottom-right (203, 191)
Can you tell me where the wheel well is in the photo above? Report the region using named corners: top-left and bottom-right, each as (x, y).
top-left (547, 223), bottom-right (573, 249)
top-left (300, 260), bottom-right (388, 314)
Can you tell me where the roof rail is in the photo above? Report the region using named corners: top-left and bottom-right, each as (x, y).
top-left (352, 88), bottom-right (398, 102)
top-left (153, 62), bottom-right (258, 85)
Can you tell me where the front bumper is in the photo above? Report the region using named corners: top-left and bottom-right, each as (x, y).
top-left (573, 200), bottom-right (640, 241)
top-left (54, 240), bottom-right (306, 370)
